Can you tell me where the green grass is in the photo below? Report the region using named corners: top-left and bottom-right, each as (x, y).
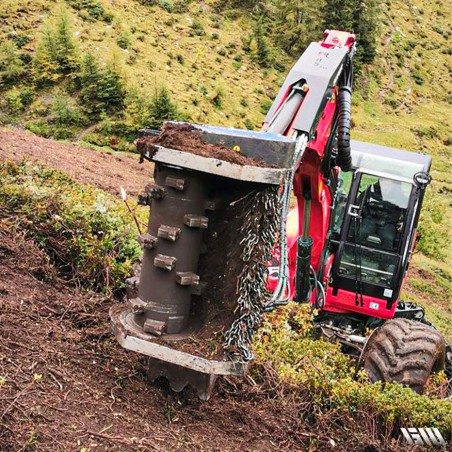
top-left (0, 0), bottom-right (284, 132)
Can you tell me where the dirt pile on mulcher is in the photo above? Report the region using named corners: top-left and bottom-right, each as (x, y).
top-left (136, 122), bottom-right (268, 167)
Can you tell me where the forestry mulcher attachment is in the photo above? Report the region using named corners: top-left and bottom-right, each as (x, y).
top-left (110, 30), bottom-right (451, 399)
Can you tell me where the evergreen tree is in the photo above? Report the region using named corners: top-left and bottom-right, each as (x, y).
top-left (271, 0), bottom-right (323, 56)
top-left (32, 6), bottom-right (79, 85)
top-left (353, 0), bottom-right (380, 65)
top-left (322, 0), bottom-right (380, 68)
top-left (254, 20), bottom-right (271, 67)
top-left (33, 25), bottom-right (60, 85)
top-left (149, 86), bottom-right (179, 128)
top-left (54, 7), bottom-right (79, 74)
top-left (322, 0), bottom-right (354, 32)
top-left (0, 41), bottom-right (26, 87)
top-left (79, 52), bottom-right (123, 118)
top-left (98, 67), bottom-right (123, 110)
top-left (80, 52), bottom-right (103, 116)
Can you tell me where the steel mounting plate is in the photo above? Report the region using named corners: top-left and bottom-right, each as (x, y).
top-left (148, 146), bottom-right (287, 185)
top-left (110, 305), bottom-right (249, 376)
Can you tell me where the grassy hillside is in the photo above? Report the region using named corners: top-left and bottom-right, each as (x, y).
top-left (0, 0), bottom-right (287, 139)
top-left (0, 0), bottom-right (450, 320)
top-left (0, 0), bottom-right (450, 331)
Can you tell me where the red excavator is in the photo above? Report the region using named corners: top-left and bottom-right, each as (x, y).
top-left (111, 30), bottom-right (451, 399)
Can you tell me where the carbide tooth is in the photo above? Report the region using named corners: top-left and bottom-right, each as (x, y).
top-left (138, 233), bottom-right (158, 249)
top-left (184, 214), bottom-right (209, 228)
top-left (165, 176), bottom-right (186, 191)
top-left (154, 254), bottom-right (177, 271)
top-left (175, 272), bottom-right (200, 286)
top-left (157, 224), bottom-right (181, 242)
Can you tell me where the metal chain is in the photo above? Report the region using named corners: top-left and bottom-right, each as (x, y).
top-left (223, 186), bottom-right (281, 361)
top-left (223, 133), bottom-right (309, 362)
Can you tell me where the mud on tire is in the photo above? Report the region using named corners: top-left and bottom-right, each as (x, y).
top-left (361, 318), bottom-right (447, 393)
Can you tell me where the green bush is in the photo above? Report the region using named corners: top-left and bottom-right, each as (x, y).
top-left (25, 120), bottom-right (52, 138)
top-left (7, 31), bottom-right (31, 49)
top-left (190, 19), bottom-right (205, 36)
top-left (2, 88), bottom-right (25, 117)
top-left (51, 91), bottom-right (81, 127)
top-left (253, 304), bottom-right (452, 436)
top-left (260, 99), bottom-right (272, 115)
top-left (173, 0), bottom-right (190, 13)
top-left (244, 118), bottom-right (254, 130)
top-left (66, 0), bottom-right (113, 23)
top-left (159, 0), bottom-right (174, 12)
top-left (117, 30), bottom-right (132, 49)
top-left (0, 161), bottom-right (142, 292)
top-left (211, 86), bottom-right (225, 109)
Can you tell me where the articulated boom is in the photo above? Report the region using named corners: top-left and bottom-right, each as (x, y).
top-left (264, 30), bottom-right (356, 301)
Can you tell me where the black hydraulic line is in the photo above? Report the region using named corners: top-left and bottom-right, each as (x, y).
top-left (295, 236), bottom-right (313, 303)
top-left (336, 55), bottom-right (353, 172)
top-left (295, 189), bottom-right (313, 303)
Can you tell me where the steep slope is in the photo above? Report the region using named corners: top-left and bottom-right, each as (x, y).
top-left (0, 0), bottom-right (285, 133)
top-left (0, 0), bottom-right (450, 326)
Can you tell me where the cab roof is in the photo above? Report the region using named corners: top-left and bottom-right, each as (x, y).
top-left (350, 140), bottom-right (431, 179)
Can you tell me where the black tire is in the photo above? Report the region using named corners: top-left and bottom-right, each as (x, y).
top-left (361, 318), bottom-right (447, 393)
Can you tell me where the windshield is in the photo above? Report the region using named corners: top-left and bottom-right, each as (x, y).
top-left (349, 174), bottom-right (412, 252)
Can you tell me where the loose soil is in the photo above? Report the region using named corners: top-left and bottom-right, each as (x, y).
top-left (0, 127), bottom-right (149, 196)
top-left (137, 123), bottom-right (268, 167)
top-left (0, 227), bottom-right (395, 451)
top-left (0, 129), bottom-right (409, 451)
top-left (159, 183), bottom-right (270, 359)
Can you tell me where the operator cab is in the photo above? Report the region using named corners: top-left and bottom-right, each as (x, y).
top-left (330, 141), bottom-right (431, 310)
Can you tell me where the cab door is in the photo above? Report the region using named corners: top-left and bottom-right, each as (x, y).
top-left (331, 171), bottom-right (413, 306)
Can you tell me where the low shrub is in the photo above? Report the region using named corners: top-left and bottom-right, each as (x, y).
top-left (66, 0), bottom-right (113, 23)
top-left (159, 0), bottom-right (174, 12)
top-left (0, 161), bottom-right (142, 292)
top-left (253, 305), bottom-right (452, 437)
top-left (189, 19), bottom-right (205, 37)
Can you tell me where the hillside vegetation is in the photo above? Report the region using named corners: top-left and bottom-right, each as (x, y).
top-left (0, 1), bottom-right (451, 447)
top-left (0, 0), bottom-right (450, 319)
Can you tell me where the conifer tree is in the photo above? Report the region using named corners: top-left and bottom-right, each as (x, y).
top-left (149, 86), bottom-right (179, 128)
top-left (322, 0), bottom-right (380, 68)
top-left (353, 0), bottom-right (379, 65)
top-left (54, 7), bottom-right (79, 74)
top-left (32, 6), bottom-right (79, 85)
top-left (271, 0), bottom-right (322, 56)
top-left (254, 20), bottom-right (271, 67)
top-left (0, 41), bottom-right (26, 87)
top-left (80, 52), bottom-right (103, 116)
top-left (98, 67), bottom-right (123, 110)
top-left (79, 52), bottom-right (124, 118)
top-left (33, 25), bottom-right (60, 85)
top-left (322, 0), bottom-right (354, 32)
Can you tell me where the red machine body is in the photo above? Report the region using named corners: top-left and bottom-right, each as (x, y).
top-left (264, 30), bottom-right (404, 320)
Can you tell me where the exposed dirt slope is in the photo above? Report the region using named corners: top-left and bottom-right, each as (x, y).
top-left (0, 127), bottom-right (149, 196)
top-left (0, 130), bottom-right (417, 451)
top-left (0, 228), bottom-right (340, 452)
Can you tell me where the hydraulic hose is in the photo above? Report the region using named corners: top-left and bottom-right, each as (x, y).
top-left (336, 55), bottom-right (353, 172)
